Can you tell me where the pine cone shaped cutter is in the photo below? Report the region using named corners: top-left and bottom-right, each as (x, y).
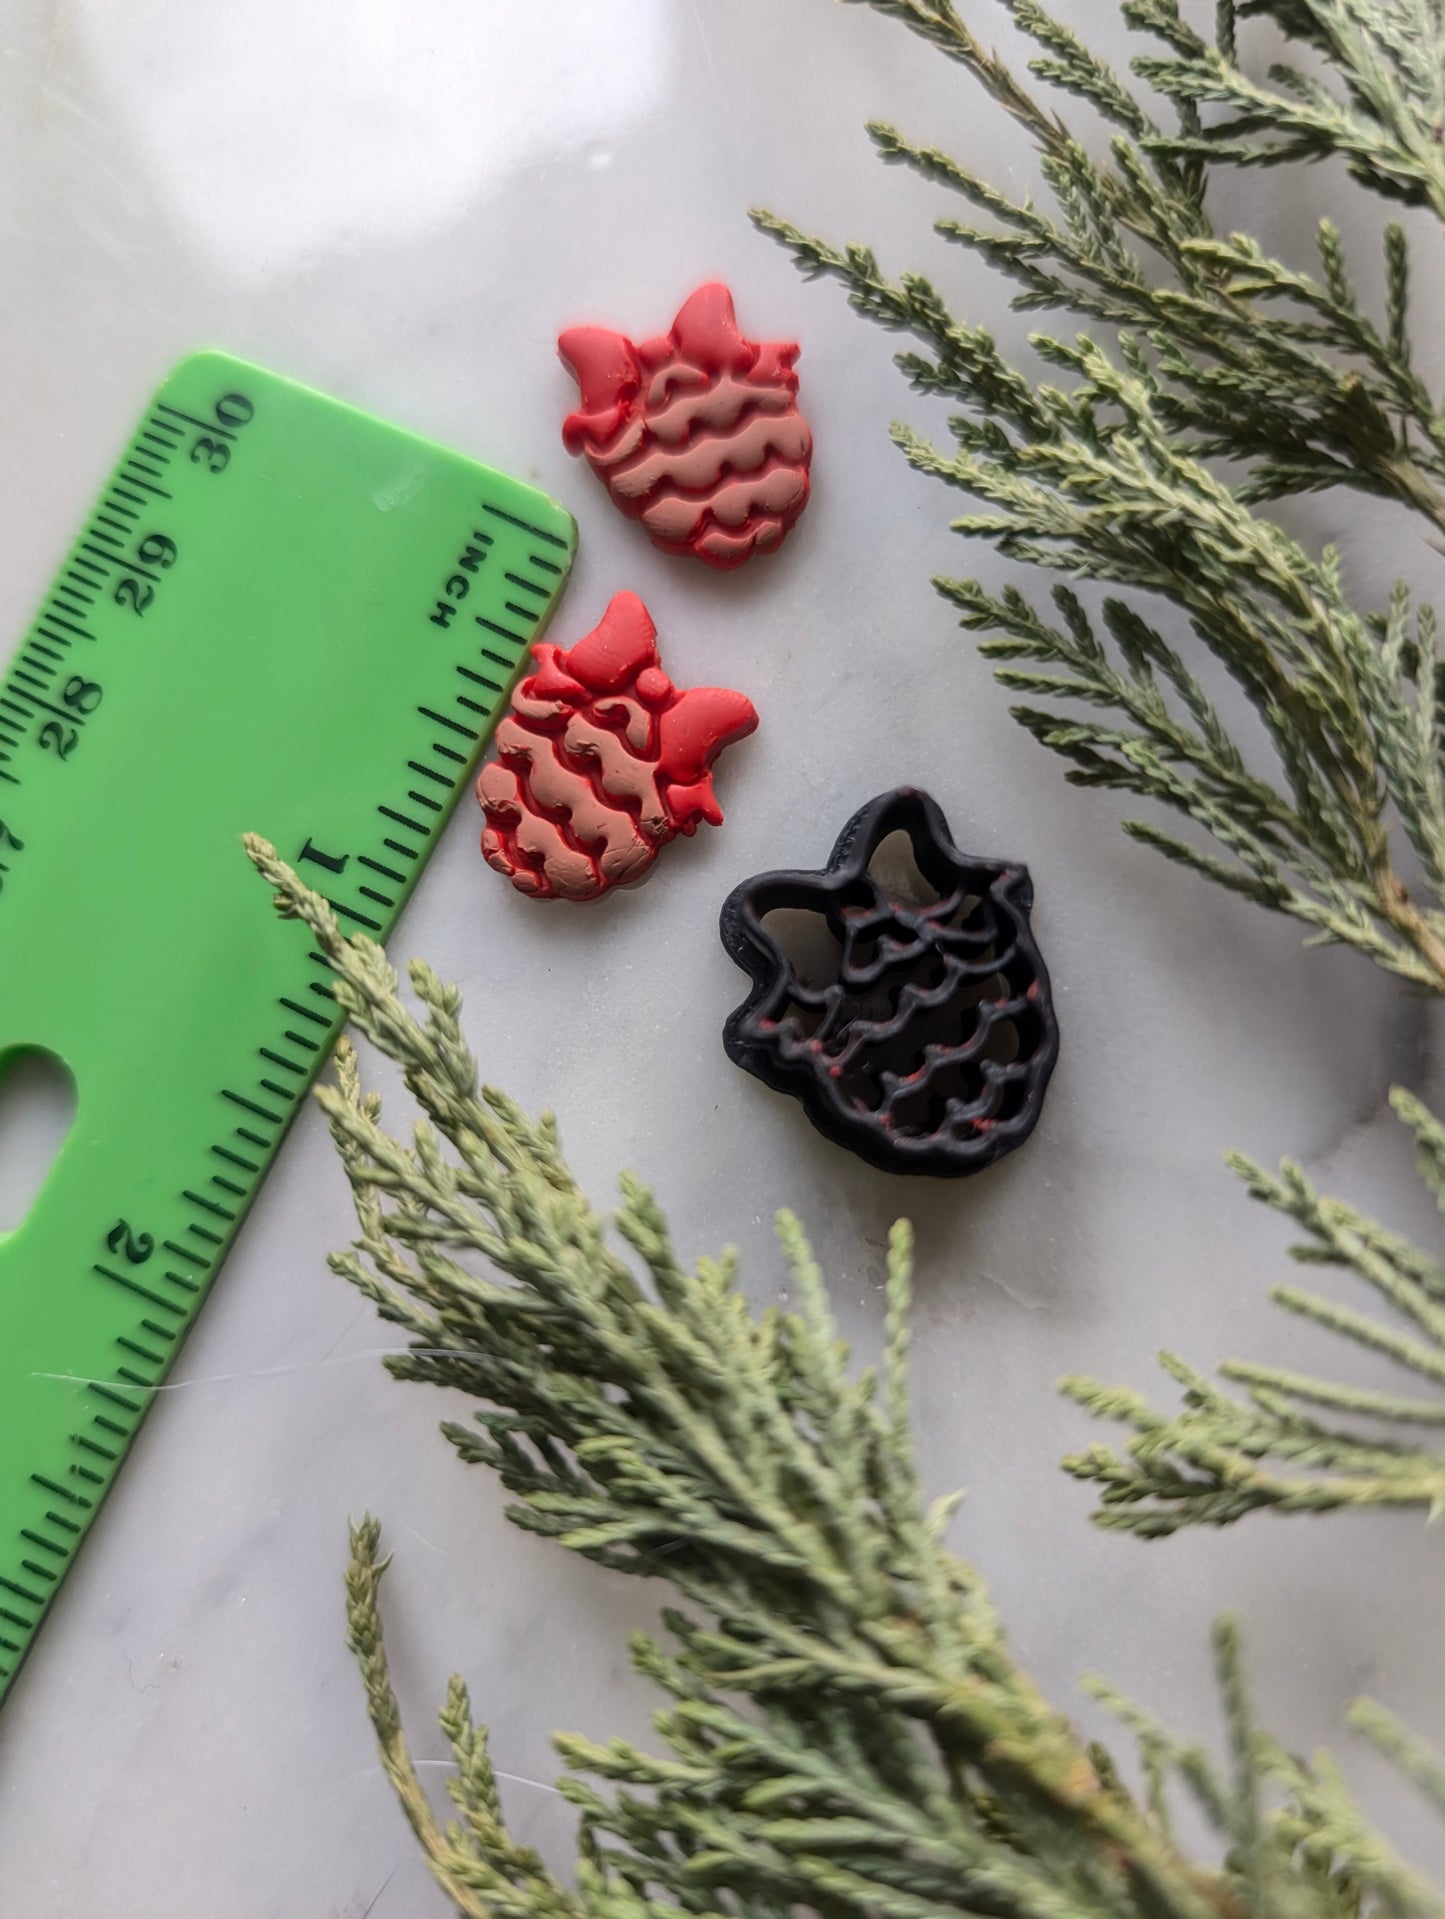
top-left (719, 789), bottom-right (1060, 1176)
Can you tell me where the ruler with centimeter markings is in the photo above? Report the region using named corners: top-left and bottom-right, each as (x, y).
top-left (0, 351), bottom-right (575, 1704)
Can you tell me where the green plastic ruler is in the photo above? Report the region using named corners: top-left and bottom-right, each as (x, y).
top-left (0, 351), bottom-right (575, 1704)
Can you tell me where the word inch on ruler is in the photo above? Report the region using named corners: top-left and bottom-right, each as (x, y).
top-left (0, 352), bottom-right (576, 1704)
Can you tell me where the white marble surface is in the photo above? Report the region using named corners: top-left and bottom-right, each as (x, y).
top-left (2, 3), bottom-right (1443, 1912)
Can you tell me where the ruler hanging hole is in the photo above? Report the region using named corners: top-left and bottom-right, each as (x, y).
top-left (0, 1049), bottom-right (77, 1236)
top-left (0, 350), bottom-right (577, 1703)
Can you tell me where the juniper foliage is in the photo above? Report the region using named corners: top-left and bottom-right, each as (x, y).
top-left (1064, 1086), bottom-right (1445, 1532)
top-left (249, 839), bottom-right (1444, 1919)
top-left (755, 0), bottom-right (1445, 991)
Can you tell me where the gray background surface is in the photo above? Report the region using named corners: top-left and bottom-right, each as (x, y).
top-left (1, 3), bottom-right (1442, 1912)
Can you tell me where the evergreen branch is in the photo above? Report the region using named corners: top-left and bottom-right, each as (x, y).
top-left (758, 0), bottom-right (1445, 993)
top-left (1061, 1090), bottom-right (1445, 1534)
top-left (865, 123), bottom-right (1445, 510)
top-left (933, 531), bottom-right (1445, 988)
top-left (250, 840), bottom-right (1444, 1919)
top-left (1351, 1700), bottom-right (1445, 1816)
top-left (1142, 1), bottom-right (1445, 223)
top-left (346, 1519), bottom-right (578, 1919)
top-left (834, 0), bottom-right (1076, 154)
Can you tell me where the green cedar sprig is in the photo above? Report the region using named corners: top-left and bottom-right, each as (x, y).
top-left (1063, 1086), bottom-right (1445, 1533)
top-left (249, 837), bottom-right (1443, 1919)
top-left (755, 0), bottom-right (1445, 990)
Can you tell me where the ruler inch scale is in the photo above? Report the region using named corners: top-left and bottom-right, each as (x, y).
top-left (0, 351), bottom-right (575, 1704)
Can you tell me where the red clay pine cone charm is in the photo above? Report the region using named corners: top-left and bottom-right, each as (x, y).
top-left (477, 591), bottom-right (758, 902)
top-left (559, 283), bottom-right (812, 570)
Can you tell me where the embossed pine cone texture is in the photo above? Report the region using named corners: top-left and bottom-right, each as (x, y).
top-left (559, 283), bottom-right (813, 570)
top-left (477, 591), bottom-right (757, 902)
top-left (720, 790), bottom-right (1059, 1175)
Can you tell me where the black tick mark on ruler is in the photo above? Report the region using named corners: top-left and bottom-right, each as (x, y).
top-left (0, 356), bottom-right (574, 1703)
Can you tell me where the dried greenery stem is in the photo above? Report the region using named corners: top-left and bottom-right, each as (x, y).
top-left (756, 0), bottom-right (1445, 990)
top-left (249, 837), bottom-right (1442, 1919)
top-left (1062, 1084), bottom-right (1445, 1532)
